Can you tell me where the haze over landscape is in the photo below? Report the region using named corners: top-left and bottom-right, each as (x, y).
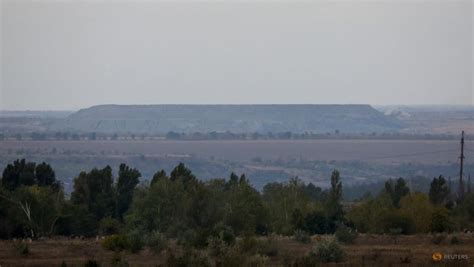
top-left (1, 0), bottom-right (474, 266)
top-left (0, 0), bottom-right (473, 205)
top-left (1, 0), bottom-right (473, 110)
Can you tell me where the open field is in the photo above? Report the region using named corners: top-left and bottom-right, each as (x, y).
top-left (1, 234), bottom-right (474, 266)
top-left (1, 139), bottom-right (472, 194)
top-left (1, 139), bottom-right (471, 164)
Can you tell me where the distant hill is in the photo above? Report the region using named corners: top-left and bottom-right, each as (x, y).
top-left (376, 105), bottom-right (474, 134)
top-left (50, 104), bottom-right (403, 134)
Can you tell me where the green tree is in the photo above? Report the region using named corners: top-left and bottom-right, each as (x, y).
top-left (263, 177), bottom-right (312, 234)
top-left (126, 163), bottom-right (210, 238)
top-left (15, 185), bottom-right (65, 237)
top-left (71, 166), bottom-right (115, 222)
top-left (2, 159), bottom-right (36, 191)
top-left (324, 170), bottom-right (344, 232)
top-left (1, 160), bottom-right (58, 191)
top-left (35, 162), bottom-right (57, 187)
top-left (431, 207), bottom-right (451, 233)
top-left (304, 183), bottom-right (326, 202)
top-left (225, 174), bottom-right (267, 236)
top-left (150, 170), bottom-right (167, 186)
top-left (399, 192), bottom-right (433, 233)
top-left (384, 178), bottom-right (410, 208)
top-left (304, 209), bottom-right (329, 234)
top-left (347, 192), bottom-right (395, 234)
top-left (115, 164), bottom-right (141, 220)
top-left (0, 185), bottom-right (65, 238)
top-left (429, 176), bottom-right (449, 206)
top-left (170, 163), bottom-right (196, 186)
top-left (126, 182), bottom-right (173, 234)
top-left (452, 192), bottom-right (474, 231)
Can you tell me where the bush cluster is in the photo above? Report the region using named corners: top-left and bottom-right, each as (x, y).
top-left (102, 234), bottom-right (130, 252)
top-left (13, 242), bottom-right (29, 256)
top-left (293, 230), bottom-right (311, 244)
top-left (335, 224), bottom-right (358, 244)
top-left (310, 237), bottom-right (345, 263)
top-left (146, 231), bottom-right (168, 254)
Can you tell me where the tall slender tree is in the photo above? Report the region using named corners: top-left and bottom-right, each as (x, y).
top-left (325, 170), bottom-right (344, 232)
top-left (429, 176), bottom-right (449, 205)
top-left (385, 177), bottom-right (410, 208)
top-left (116, 164), bottom-right (141, 220)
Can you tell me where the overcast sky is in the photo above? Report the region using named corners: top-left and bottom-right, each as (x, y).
top-left (1, 0), bottom-right (472, 110)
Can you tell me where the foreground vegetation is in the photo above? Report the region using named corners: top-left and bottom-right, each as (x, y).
top-left (1, 159), bottom-right (474, 265)
top-left (2, 234), bottom-right (474, 266)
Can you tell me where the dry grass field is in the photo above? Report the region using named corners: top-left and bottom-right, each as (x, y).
top-left (1, 234), bottom-right (474, 266)
top-left (1, 139), bottom-right (470, 164)
top-left (3, 139), bottom-right (471, 192)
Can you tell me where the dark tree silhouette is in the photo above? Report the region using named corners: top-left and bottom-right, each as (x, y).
top-left (115, 164), bottom-right (141, 220)
top-left (429, 176), bottom-right (449, 205)
top-left (385, 178), bottom-right (410, 208)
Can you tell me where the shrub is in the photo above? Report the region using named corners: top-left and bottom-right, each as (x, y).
top-left (215, 248), bottom-right (242, 267)
top-left (384, 213), bottom-right (415, 235)
top-left (246, 254), bottom-right (269, 266)
top-left (146, 231), bottom-right (168, 254)
top-left (111, 253), bottom-right (129, 267)
top-left (310, 237), bottom-right (345, 263)
top-left (212, 224), bottom-right (236, 246)
top-left (208, 236), bottom-right (229, 257)
top-left (305, 210), bottom-right (329, 235)
top-left (388, 228), bottom-right (403, 244)
top-left (388, 228), bottom-right (403, 236)
top-left (335, 224), bottom-right (358, 244)
top-left (102, 234), bottom-right (130, 252)
top-left (256, 237), bottom-right (279, 257)
top-left (208, 225), bottom-right (236, 257)
top-left (431, 207), bottom-right (451, 233)
top-left (193, 228), bottom-right (212, 248)
top-left (236, 236), bottom-right (278, 258)
top-left (238, 236), bottom-right (259, 254)
top-left (127, 229), bottom-right (144, 253)
top-left (14, 242), bottom-right (29, 256)
top-left (176, 229), bottom-right (208, 249)
top-left (296, 255), bottom-right (319, 267)
top-left (99, 217), bottom-right (121, 235)
top-left (293, 230), bottom-right (311, 244)
top-left (431, 234), bottom-right (447, 245)
top-left (177, 229), bottom-right (196, 248)
top-left (450, 235), bottom-right (460, 245)
top-left (166, 249), bottom-right (211, 267)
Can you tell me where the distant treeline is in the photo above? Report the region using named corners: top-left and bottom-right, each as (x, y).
top-left (0, 131), bottom-right (466, 141)
top-left (1, 158), bottom-right (473, 246)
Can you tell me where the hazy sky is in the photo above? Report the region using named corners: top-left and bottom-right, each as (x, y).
top-left (1, 0), bottom-right (473, 110)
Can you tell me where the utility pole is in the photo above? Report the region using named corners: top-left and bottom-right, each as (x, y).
top-left (459, 131), bottom-right (465, 200)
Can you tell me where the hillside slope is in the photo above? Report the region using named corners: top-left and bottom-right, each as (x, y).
top-left (54, 104), bottom-right (403, 134)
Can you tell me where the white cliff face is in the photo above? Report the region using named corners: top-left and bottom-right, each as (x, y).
top-left (383, 108), bottom-right (411, 120)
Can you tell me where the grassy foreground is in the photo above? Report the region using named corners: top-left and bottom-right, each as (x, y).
top-left (1, 234), bottom-right (474, 266)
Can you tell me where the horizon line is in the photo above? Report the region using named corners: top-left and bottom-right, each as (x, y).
top-left (2, 103), bottom-right (474, 112)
